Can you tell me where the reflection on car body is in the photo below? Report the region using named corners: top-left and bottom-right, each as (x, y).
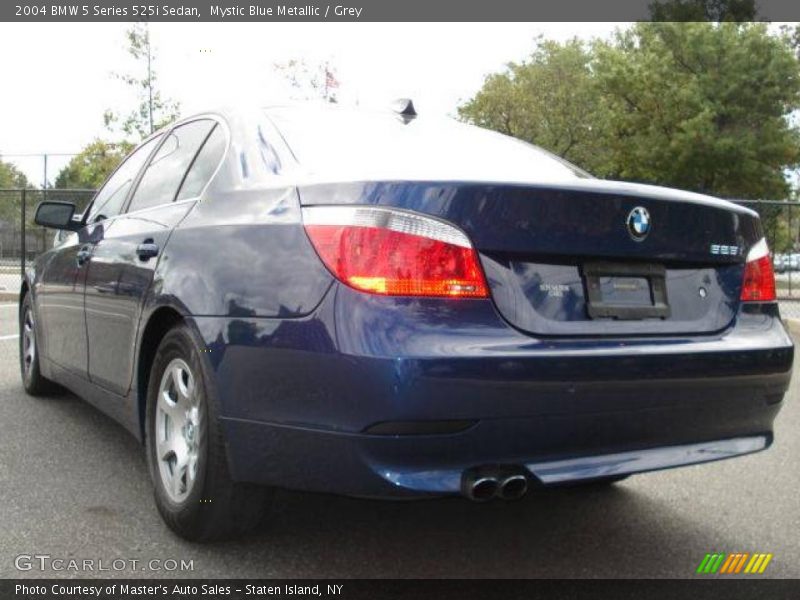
top-left (20, 103), bottom-right (793, 540)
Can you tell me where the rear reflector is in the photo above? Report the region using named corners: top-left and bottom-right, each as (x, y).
top-left (740, 238), bottom-right (776, 302)
top-left (302, 206), bottom-right (489, 298)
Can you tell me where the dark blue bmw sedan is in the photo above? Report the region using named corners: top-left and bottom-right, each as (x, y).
top-left (22, 103), bottom-right (793, 540)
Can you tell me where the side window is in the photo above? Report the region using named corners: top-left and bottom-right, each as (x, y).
top-left (85, 135), bottom-right (161, 223)
top-left (127, 120), bottom-right (215, 213)
top-left (176, 125), bottom-right (226, 201)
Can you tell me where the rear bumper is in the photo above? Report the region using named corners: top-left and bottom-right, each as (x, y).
top-left (526, 435), bottom-right (768, 484)
top-left (218, 381), bottom-right (782, 496)
top-left (219, 414), bottom-right (773, 496)
top-left (193, 287), bottom-right (793, 498)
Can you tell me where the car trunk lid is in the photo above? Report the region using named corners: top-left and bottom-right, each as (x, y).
top-left (299, 179), bottom-right (762, 337)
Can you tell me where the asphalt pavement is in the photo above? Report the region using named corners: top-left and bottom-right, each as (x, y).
top-left (0, 302), bottom-right (798, 579)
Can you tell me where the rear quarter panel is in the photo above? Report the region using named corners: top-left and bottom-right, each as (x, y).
top-left (154, 185), bottom-right (333, 318)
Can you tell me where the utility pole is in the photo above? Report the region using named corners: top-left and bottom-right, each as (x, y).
top-left (20, 188), bottom-right (26, 273)
top-left (147, 26), bottom-right (154, 134)
top-left (43, 153), bottom-right (47, 194)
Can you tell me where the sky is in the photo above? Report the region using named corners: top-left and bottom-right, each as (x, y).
top-left (0, 22), bottom-right (623, 186)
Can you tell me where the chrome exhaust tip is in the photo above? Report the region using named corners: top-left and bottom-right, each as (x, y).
top-left (469, 476), bottom-right (500, 502)
top-left (498, 473), bottom-right (528, 500)
top-left (461, 467), bottom-right (500, 502)
top-left (462, 465), bottom-right (530, 501)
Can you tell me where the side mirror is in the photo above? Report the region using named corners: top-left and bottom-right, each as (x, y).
top-left (34, 201), bottom-right (80, 231)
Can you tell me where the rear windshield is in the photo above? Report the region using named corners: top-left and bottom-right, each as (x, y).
top-left (265, 106), bottom-right (589, 183)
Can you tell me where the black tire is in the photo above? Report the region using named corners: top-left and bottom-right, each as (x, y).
top-left (145, 322), bottom-right (271, 541)
top-left (19, 292), bottom-right (63, 396)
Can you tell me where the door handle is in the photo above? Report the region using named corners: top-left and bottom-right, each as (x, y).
top-left (136, 241), bottom-right (159, 261)
top-left (76, 245), bottom-right (92, 266)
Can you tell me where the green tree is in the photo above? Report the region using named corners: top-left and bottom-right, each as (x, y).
top-left (649, 0), bottom-right (758, 21)
top-left (594, 22), bottom-right (800, 198)
top-left (459, 23), bottom-right (800, 200)
top-left (0, 159), bottom-right (31, 188)
top-left (0, 160), bottom-right (31, 231)
top-left (53, 139), bottom-right (133, 189)
top-left (458, 39), bottom-right (612, 174)
top-left (104, 23), bottom-right (180, 139)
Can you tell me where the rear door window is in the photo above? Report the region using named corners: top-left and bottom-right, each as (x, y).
top-left (176, 125), bottom-right (226, 201)
top-left (85, 135), bottom-right (161, 223)
top-left (127, 119), bottom-right (215, 212)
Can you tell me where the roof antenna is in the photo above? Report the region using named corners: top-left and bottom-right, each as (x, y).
top-left (391, 98), bottom-right (417, 122)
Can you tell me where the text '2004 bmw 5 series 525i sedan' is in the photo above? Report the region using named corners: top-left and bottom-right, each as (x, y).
top-left (21, 102), bottom-right (793, 540)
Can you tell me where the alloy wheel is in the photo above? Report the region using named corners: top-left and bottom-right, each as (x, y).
top-left (155, 358), bottom-right (204, 503)
top-left (22, 308), bottom-right (36, 379)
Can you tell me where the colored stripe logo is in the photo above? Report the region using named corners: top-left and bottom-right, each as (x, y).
top-left (696, 553), bottom-right (773, 574)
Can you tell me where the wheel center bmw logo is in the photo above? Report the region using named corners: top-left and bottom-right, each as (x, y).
top-left (627, 206), bottom-right (651, 241)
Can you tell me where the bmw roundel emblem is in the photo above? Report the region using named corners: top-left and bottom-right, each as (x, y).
top-left (626, 206), bottom-right (651, 241)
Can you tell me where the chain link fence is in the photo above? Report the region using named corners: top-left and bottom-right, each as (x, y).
top-left (0, 189), bottom-right (95, 296)
top-left (0, 189), bottom-right (95, 362)
top-left (735, 200), bottom-right (800, 320)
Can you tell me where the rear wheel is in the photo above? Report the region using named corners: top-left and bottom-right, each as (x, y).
top-left (19, 293), bottom-right (63, 396)
top-left (145, 323), bottom-right (271, 541)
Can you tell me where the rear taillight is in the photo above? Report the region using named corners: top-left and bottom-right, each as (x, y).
top-left (302, 206), bottom-right (489, 298)
top-left (740, 239), bottom-right (776, 302)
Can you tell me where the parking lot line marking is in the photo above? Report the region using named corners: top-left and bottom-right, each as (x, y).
top-left (0, 334), bottom-right (19, 341)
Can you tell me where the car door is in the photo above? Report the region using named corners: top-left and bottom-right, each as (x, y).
top-left (36, 136), bottom-right (161, 377)
top-left (84, 119), bottom-right (222, 396)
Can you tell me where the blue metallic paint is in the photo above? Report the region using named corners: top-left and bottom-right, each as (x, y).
top-left (24, 108), bottom-right (794, 499)
top-left (187, 281), bottom-right (789, 497)
top-left (296, 180), bottom-right (761, 263)
top-left (298, 181), bottom-right (760, 337)
top-left (384, 436), bottom-right (771, 493)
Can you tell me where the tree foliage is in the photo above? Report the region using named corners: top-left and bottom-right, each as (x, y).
top-left (274, 59), bottom-right (340, 103)
top-left (0, 159), bottom-right (31, 188)
top-left (104, 23), bottom-right (180, 140)
top-left (53, 139), bottom-right (133, 190)
top-left (459, 22), bottom-right (800, 200)
top-left (596, 22), bottom-right (800, 198)
top-left (458, 39), bottom-right (611, 174)
top-left (0, 160), bottom-right (31, 226)
top-left (649, 0), bottom-right (757, 21)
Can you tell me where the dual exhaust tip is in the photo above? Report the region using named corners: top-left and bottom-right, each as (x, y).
top-left (461, 466), bottom-right (529, 502)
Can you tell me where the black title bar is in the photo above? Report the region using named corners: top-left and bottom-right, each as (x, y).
top-left (5, 579), bottom-right (800, 600)
top-left (4, 0), bottom-right (800, 22)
